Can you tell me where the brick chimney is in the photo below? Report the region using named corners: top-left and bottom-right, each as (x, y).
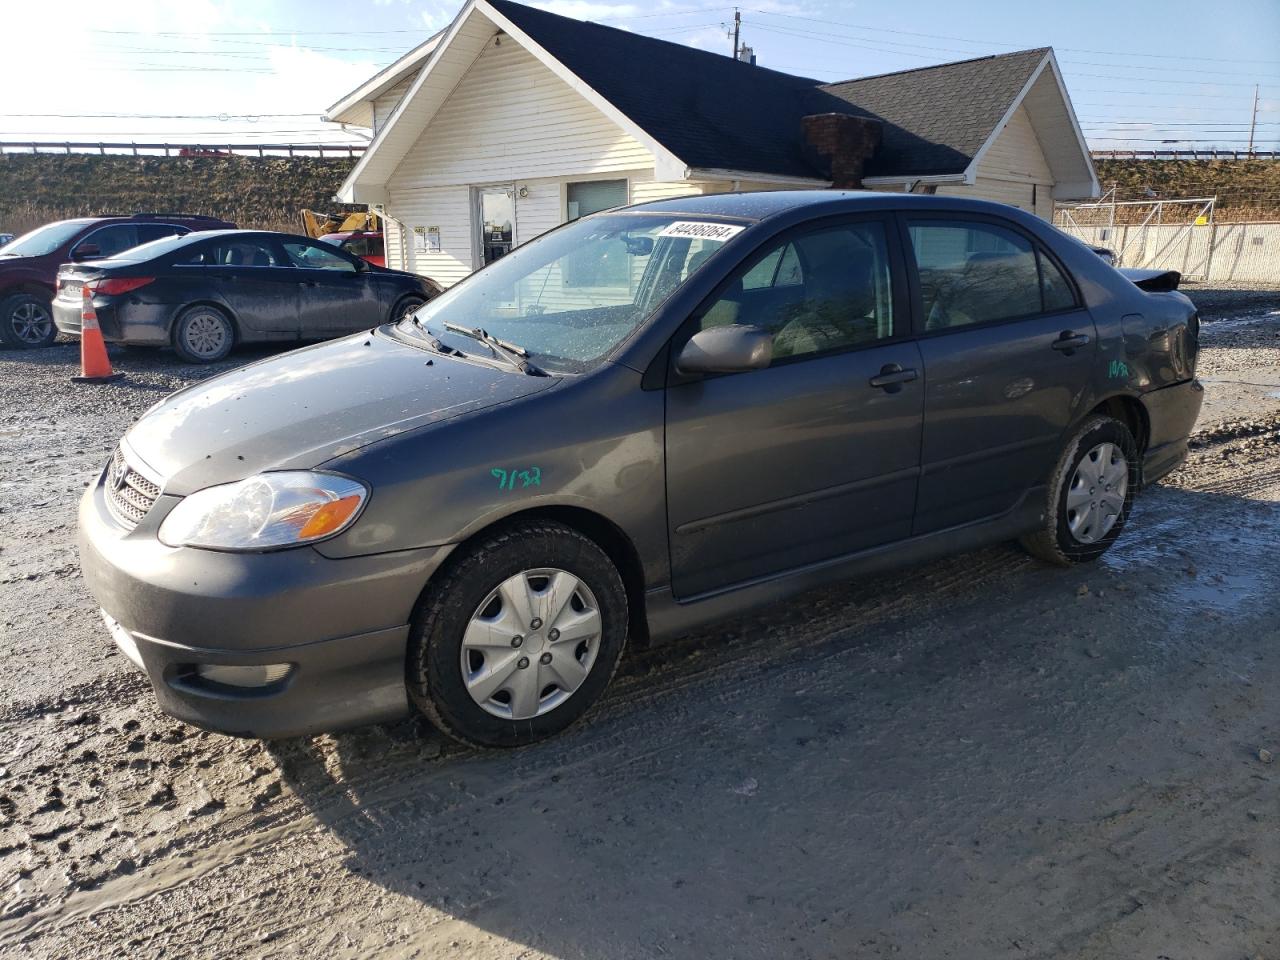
top-left (802, 114), bottom-right (883, 188)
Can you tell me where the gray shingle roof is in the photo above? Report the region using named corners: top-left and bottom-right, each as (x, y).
top-left (818, 48), bottom-right (1051, 178)
top-left (487, 0), bottom-right (1049, 181)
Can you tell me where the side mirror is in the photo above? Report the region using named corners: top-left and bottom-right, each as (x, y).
top-left (676, 324), bottom-right (773, 375)
top-left (72, 243), bottom-right (102, 261)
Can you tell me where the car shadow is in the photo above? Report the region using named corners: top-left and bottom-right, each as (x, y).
top-left (266, 481), bottom-right (1279, 957)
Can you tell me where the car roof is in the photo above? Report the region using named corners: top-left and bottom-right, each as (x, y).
top-left (623, 189), bottom-right (1048, 225)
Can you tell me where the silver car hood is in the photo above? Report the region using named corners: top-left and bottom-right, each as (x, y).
top-left (125, 330), bottom-right (557, 495)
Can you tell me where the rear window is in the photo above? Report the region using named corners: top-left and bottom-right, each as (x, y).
top-left (104, 233), bottom-right (198, 263)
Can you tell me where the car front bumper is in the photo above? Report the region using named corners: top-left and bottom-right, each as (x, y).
top-left (53, 295), bottom-right (172, 345)
top-left (78, 470), bottom-right (454, 738)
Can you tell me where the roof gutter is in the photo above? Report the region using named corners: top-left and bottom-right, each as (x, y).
top-left (684, 167), bottom-right (832, 188)
top-left (860, 172), bottom-right (967, 189)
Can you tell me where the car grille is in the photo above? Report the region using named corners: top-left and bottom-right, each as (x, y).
top-left (104, 447), bottom-right (161, 529)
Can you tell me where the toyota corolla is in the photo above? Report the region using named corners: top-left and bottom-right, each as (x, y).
top-left (79, 191), bottom-right (1202, 747)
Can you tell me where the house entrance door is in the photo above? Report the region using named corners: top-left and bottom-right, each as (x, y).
top-left (475, 185), bottom-right (515, 265)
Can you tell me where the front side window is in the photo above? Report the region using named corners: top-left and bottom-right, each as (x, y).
top-left (76, 225), bottom-right (138, 260)
top-left (908, 221), bottom-right (1061, 331)
top-left (404, 213), bottom-right (741, 373)
top-left (136, 224), bottom-right (188, 244)
top-left (693, 221), bottom-right (895, 363)
top-left (283, 240), bottom-right (357, 272)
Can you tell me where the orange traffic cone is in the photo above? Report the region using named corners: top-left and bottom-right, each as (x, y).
top-left (71, 284), bottom-right (123, 383)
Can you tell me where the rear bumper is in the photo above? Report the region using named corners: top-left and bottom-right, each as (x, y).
top-left (1140, 378), bottom-right (1204, 486)
top-left (53, 296), bottom-right (171, 345)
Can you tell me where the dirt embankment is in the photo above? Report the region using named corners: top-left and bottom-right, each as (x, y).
top-left (0, 154), bottom-right (360, 233)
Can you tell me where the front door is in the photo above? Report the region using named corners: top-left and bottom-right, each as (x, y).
top-left (475, 185), bottom-right (515, 266)
top-left (665, 218), bottom-right (924, 599)
top-left (279, 238), bottom-right (378, 335)
top-left (905, 216), bottom-right (1098, 533)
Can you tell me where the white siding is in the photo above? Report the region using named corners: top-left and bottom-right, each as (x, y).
top-left (941, 105), bottom-right (1055, 218)
top-left (389, 38), bottom-right (654, 191)
top-left (372, 76), bottom-right (415, 135)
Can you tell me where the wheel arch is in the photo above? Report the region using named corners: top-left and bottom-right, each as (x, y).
top-left (1, 282), bottom-right (55, 302)
top-left (1088, 393), bottom-right (1150, 455)
top-left (417, 504), bottom-right (651, 648)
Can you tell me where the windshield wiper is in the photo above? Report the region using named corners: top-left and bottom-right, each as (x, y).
top-left (443, 322), bottom-right (546, 376)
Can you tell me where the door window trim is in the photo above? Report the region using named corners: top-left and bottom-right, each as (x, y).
top-left (665, 211), bottom-right (912, 386)
top-left (896, 211), bottom-right (1084, 339)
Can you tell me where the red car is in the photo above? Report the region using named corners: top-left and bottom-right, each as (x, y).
top-left (0, 213), bottom-right (235, 348)
top-left (318, 230), bottom-right (385, 268)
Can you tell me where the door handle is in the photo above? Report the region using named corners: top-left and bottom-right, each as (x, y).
top-left (869, 363), bottom-right (919, 391)
top-left (1052, 331), bottom-right (1091, 352)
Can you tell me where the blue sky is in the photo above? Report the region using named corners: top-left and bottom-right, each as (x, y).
top-left (6, 0), bottom-right (1279, 150)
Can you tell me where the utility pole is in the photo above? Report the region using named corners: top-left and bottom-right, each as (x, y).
top-left (732, 8), bottom-right (740, 60)
top-left (1247, 83), bottom-right (1259, 154)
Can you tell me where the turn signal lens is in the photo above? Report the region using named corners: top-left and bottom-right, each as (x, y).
top-left (158, 471), bottom-right (368, 551)
top-left (90, 276), bottom-right (155, 297)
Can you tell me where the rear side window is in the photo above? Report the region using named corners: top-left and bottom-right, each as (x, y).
top-left (136, 223), bottom-right (188, 244)
top-left (908, 221), bottom-right (1071, 331)
top-left (1038, 250), bottom-right (1077, 312)
top-left (179, 240), bottom-right (281, 267)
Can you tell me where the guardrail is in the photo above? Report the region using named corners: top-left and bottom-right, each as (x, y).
top-left (1092, 149), bottom-right (1280, 161)
top-left (0, 141), bottom-right (367, 157)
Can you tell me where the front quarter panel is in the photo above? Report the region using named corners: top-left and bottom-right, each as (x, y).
top-left (316, 363), bottom-right (670, 588)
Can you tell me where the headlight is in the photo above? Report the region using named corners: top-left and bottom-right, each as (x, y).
top-left (158, 471), bottom-right (367, 551)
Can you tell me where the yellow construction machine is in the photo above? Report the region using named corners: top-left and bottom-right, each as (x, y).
top-left (299, 209), bottom-right (381, 239)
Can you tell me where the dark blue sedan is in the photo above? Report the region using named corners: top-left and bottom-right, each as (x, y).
top-left (53, 230), bottom-right (441, 362)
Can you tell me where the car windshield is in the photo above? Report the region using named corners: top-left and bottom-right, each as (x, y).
top-left (402, 213), bottom-right (744, 373)
top-left (0, 220), bottom-right (92, 258)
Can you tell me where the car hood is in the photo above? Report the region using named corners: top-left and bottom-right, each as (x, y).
top-left (125, 330), bottom-right (558, 495)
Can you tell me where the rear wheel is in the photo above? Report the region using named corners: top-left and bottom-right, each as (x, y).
top-left (172, 305), bottom-right (234, 363)
top-left (0, 292), bottom-right (57, 349)
top-left (407, 520), bottom-right (628, 748)
top-left (1020, 415), bottom-right (1138, 565)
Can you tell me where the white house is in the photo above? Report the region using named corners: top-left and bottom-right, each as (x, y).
top-left (326, 0), bottom-right (1098, 285)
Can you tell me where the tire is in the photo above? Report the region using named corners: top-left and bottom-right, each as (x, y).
top-left (391, 295), bottom-right (425, 324)
top-left (1019, 415), bottom-right (1138, 566)
top-left (0, 292), bottom-right (57, 349)
top-left (172, 304), bottom-right (234, 364)
top-left (408, 520), bottom-right (629, 748)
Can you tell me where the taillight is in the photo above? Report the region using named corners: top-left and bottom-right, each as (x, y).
top-left (88, 277), bottom-right (155, 297)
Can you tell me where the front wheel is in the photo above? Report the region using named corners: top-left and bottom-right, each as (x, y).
top-left (391, 295), bottom-right (425, 324)
top-left (1020, 415), bottom-right (1138, 565)
top-left (172, 304), bottom-right (234, 363)
top-left (0, 292), bottom-right (57, 349)
top-left (408, 521), bottom-right (628, 748)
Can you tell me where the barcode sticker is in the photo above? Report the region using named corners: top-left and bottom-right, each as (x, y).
top-left (657, 221), bottom-right (747, 242)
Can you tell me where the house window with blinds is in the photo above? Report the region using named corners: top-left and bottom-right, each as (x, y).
top-left (563, 179), bottom-right (630, 290)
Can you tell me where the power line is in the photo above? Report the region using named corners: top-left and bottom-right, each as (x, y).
top-left (746, 9), bottom-right (1280, 66)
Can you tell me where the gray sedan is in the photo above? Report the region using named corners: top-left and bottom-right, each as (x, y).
top-left (79, 191), bottom-right (1202, 747)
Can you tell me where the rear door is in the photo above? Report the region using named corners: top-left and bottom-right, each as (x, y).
top-left (903, 215), bottom-right (1097, 533)
top-left (173, 237), bottom-right (298, 335)
top-left (664, 216), bottom-right (924, 598)
top-left (280, 238), bottom-right (381, 336)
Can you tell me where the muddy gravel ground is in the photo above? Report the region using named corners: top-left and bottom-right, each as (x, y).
top-left (2, 291), bottom-right (1279, 960)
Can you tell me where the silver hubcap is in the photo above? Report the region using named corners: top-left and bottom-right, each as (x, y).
top-left (1066, 441), bottom-right (1129, 544)
top-left (183, 312), bottom-right (229, 358)
top-left (461, 567), bottom-right (602, 721)
top-left (10, 300), bottom-right (53, 344)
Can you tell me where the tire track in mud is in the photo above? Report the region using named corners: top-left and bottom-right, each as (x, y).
top-left (5, 409), bottom-right (1280, 956)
